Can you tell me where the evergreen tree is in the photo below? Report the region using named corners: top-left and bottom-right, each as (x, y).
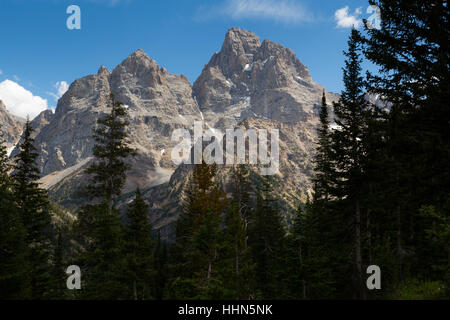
top-left (218, 165), bottom-right (255, 299)
top-left (361, 0), bottom-right (450, 286)
top-left (329, 29), bottom-right (370, 299)
top-left (0, 128), bottom-right (11, 185)
top-left (12, 120), bottom-right (52, 299)
top-left (296, 199), bottom-right (347, 299)
top-left (76, 94), bottom-right (134, 299)
top-left (85, 93), bottom-right (135, 211)
top-left (77, 202), bottom-right (127, 299)
top-left (0, 128), bottom-right (30, 299)
top-left (170, 162), bottom-right (228, 299)
top-left (153, 233), bottom-right (169, 300)
top-left (48, 231), bottom-right (67, 299)
top-left (249, 176), bottom-right (285, 299)
top-left (125, 188), bottom-right (154, 300)
top-left (313, 90), bottom-right (333, 201)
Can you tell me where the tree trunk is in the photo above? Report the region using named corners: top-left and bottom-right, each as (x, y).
top-left (235, 244), bottom-right (239, 275)
top-left (299, 242), bottom-right (306, 299)
top-left (133, 280), bottom-right (137, 300)
top-left (207, 261), bottom-right (212, 279)
top-left (396, 204), bottom-right (403, 281)
top-left (355, 199), bottom-right (365, 299)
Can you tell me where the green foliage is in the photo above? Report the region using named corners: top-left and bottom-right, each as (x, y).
top-left (125, 188), bottom-right (154, 300)
top-left (76, 202), bottom-right (127, 299)
top-left (1, 0), bottom-right (449, 300)
top-left (12, 120), bottom-right (53, 299)
top-left (249, 176), bottom-right (286, 299)
top-left (0, 131), bottom-right (31, 298)
top-left (74, 94), bottom-right (135, 299)
top-left (153, 233), bottom-right (169, 300)
top-left (169, 162), bottom-right (228, 299)
top-left (391, 280), bottom-right (447, 300)
top-left (47, 231), bottom-right (67, 299)
top-left (85, 93), bottom-right (135, 208)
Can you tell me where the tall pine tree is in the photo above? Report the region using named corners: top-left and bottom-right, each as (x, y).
top-left (0, 127), bottom-right (30, 299)
top-left (76, 94), bottom-right (134, 299)
top-left (329, 29), bottom-right (371, 299)
top-left (125, 188), bottom-right (154, 300)
top-left (249, 176), bottom-right (285, 299)
top-left (170, 162), bottom-right (228, 299)
top-left (12, 120), bottom-right (52, 299)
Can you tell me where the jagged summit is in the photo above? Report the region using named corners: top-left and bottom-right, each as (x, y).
top-left (4, 28), bottom-right (340, 239)
top-left (24, 47), bottom-right (200, 196)
top-left (97, 65), bottom-right (110, 75)
top-left (222, 27), bottom-right (261, 56)
top-left (193, 27), bottom-right (334, 126)
top-left (118, 49), bottom-right (163, 71)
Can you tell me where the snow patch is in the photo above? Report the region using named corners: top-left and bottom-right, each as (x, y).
top-left (193, 96), bottom-right (204, 120)
top-left (226, 78), bottom-right (236, 87)
top-left (330, 123), bottom-right (341, 130)
top-left (7, 146), bottom-right (15, 157)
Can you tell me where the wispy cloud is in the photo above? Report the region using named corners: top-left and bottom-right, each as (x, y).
top-left (87, 0), bottom-right (132, 6)
top-left (0, 70), bottom-right (3, 75)
top-left (335, 6), bottom-right (363, 29)
top-left (47, 81), bottom-right (69, 101)
top-left (195, 0), bottom-right (313, 24)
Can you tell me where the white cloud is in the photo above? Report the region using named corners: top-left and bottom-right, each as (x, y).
top-left (196, 0), bottom-right (312, 24)
top-left (0, 70), bottom-right (3, 75)
top-left (0, 80), bottom-right (48, 119)
top-left (335, 6), bottom-right (363, 29)
top-left (47, 81), bottom-right (69, 101)
top-left (56, 81), bottom-right (69, 97)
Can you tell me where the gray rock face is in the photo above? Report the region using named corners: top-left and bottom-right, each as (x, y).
top-left (187, 28), bottom-right (339, 217)
top-left (32, 49), bottom-right (201, 198)
top-left (0, 100), bottom-right (25, 151)
top-left (193, 27), bottom-right (338, 129)
top-left (30, 28), bottom-right (341, 238)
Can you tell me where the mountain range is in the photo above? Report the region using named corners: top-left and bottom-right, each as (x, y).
top-left (0, 27), bottom-right (339, 240)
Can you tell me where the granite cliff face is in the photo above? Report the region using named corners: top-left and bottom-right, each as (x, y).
top-left (118, 28), bottom-right (339, 239)
top-left (8, 28), bottom-right (339, 239)
top-left (18, 49), bottom-right (202, 209)
top-left (193, 28), bottom-right (338, 128)
top-left (0, 100), bottom-right (26, 153)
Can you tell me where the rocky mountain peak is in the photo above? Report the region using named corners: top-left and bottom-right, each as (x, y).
top-left (116, 49), bottom-right (160, 74)
top-left (193, 28), bottom-right (333, 126)
top-left (14, 29), bottom-right (340, 237)
top-left (222, 27), bottom-right (261, 56)
top-left (28, 48), bottom-right (201, 197)
top-left (97, 65), bottom-right (110, 76)
top-left (110, 49), bottom-right (166, 91)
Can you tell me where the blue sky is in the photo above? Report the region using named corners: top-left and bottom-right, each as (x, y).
top-left (0, 0), bottom-right (376, 118)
